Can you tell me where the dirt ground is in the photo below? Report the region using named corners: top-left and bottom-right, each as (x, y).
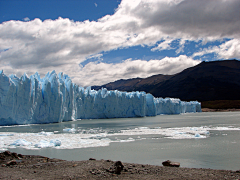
top-left (1, 151), bottom-right (240, 180)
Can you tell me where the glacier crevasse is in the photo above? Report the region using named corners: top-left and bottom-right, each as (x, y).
top-left (0, 70), bottom-right (201, 126)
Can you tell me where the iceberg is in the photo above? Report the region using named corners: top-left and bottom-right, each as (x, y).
top-left (0, 70), bottom-right (201, 126)
top-left (10, 139), bottom-right (32, 147)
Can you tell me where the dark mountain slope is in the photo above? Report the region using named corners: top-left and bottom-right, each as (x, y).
top-left (92, 74), bottom-right (173, 92)
top-left (150, 60), bottom-right (240, 101)
top-left (92, 60), bottom-right (240, 102)
top-left (92, 78), bottom-right (143, 91)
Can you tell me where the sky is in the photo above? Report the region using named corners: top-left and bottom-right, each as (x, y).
top-left (0, 0), bottom-right (240, 87)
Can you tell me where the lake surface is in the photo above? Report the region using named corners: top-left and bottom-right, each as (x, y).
top-left (1, 112), bottom-right (240, 170)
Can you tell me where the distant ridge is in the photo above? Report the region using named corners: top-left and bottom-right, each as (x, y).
top-left (92, 60), bottom-right (240, 104)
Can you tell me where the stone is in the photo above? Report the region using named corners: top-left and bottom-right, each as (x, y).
top-left (106, 161), bottom-right (125, 174)
top-left (114, 161), bottom-right (124, 174)
top-left (18, 154), bottom-right (24, 158)
top-left (6, 160), bottom-right (17, 166)
top-left (12, 152), bottom-right (18, 158)
top-left (0, 154), bottom-right (5, 160)
top-left (3, 151), bottom-right (11, 156)
top-left (162, 160), bottom-right (180, 167)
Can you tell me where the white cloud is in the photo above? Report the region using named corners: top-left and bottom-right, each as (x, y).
top-left (23, 17), bottom-right (30, 21)
top-left (84, 53), bottom-right (103, 61)
top-left (175, 39), bottom-right (186, 54)
top-left (214, 39), bottom-right (240, 59)
top-left (94, 3), bottom-right (98, 7)
top-left (74, 55), bottom-right (201, 87)
top-left (192, 39), bottom-right (240, 60)
top-left (151, 38), bottom-right (174, 51)
top-left (0, 0), bottom-right (239, 85)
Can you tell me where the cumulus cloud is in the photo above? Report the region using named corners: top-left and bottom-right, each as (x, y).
top-left (151, 38), bottom-right (174, 51)
top-left (1, 55), bottom-right (200, 87)
top-left (192, 39), bottom-right (240, 59)
top-left (74, 55), bottom-right (200, 87)
top-left (0, 0), bottom-right (239, 86)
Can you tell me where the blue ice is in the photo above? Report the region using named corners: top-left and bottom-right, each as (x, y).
top-left (0, 70), bottom-right (201, 126)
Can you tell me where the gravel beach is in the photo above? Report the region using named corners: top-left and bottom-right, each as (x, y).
top-left (1, 151), bottom-right (240, 180)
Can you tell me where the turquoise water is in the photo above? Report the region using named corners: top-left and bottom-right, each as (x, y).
top-left (1, 112), bottom-right (240, 170)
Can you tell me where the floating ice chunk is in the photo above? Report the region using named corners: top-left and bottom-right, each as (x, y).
top-left (119, 137), bottom-right (135, 142)
top-left (195, 133), bottom-right (201, 137)
top-left (34, 140), bottom-right (51, 148)
top-left (63, 128), bottom-right (76, 133)
top-left (0, 134), bottom-right (14, 136)
top-left (10, 139), bottom-right (31, 146)
top-left (0, 125), bottom-right (240, 150)
top-left (209, 127), bottom-right (240, 131)
top-left (38, 131), bottom-right (54, 136)
top-left (34, 139), bottom-right (61, 148)
top-left (190, 127), bottom-right (198, 131)
top-left (0, 140), bottom-right (7, 151)
top-left (50, 139), bottom-right (61, 146)
top-left (139, 127), bottom-right (149, 129)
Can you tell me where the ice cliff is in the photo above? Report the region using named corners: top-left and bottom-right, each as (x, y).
top-left (0, 70), bottom-right (201, 126)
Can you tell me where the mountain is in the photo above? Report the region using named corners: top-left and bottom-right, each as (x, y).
top-left (92, 74), bottom-right (173, 92)
top-left (92, 60), bottom-right (240, 103)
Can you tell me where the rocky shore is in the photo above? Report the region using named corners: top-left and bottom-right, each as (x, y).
top-left (1, 151), bottom-right (240, 179)
top-left (201, 108), bottom-right (240, 112)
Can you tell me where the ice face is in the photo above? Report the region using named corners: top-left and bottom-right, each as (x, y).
top-left (0, 71), bottom-right (201, 126)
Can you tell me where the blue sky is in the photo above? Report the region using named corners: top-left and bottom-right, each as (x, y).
top-left (0, 0), bottom-right (240, 87)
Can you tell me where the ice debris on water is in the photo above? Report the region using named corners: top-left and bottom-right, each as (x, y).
top-left (0, 71), bottom-right (201, 126)
top-left (10, 139), bottom-right (32, 146)
top-left (34, 139), bottom-right (61, 148)
top-left (38, 131), bottom-right (54, 136)
top-left (194, 133), bottom-right (201, 137)
top-left (0, 126), bottom-right (240, 150)
top-left (63, 128), bottom-right (76, 133)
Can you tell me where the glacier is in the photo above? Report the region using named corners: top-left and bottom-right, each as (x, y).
top-left (0, 70), bottom-right (201, 126)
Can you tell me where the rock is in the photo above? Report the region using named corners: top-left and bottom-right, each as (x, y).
top-left (3, 151), bottom-right (11, 156)
top-left (115, 166), bottom-right (122, 174)
top-left (12, 152), bottom-right (18, 158)
top-left (6, 160), bottom-right (17, 166)
top-left (106, 161), bottom-right (124, 174)
top-left (114, 161), bottom-right (124, 174)
top-left (0, 153), bottom-right (5, 160)
top-left (89, 158), bottom-right (96, 160)
top-left (162, 160), bottom-right (180, 167)
top-left (18, 154), bottom-right (24, 158)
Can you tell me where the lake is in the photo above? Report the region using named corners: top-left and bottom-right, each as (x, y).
top-left (0, 111), bottom-right (240, 170)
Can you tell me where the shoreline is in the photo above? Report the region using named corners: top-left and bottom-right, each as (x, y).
top-left (201, 108), bottom-right (240, 112)
top-left (1, 151), bottom-right (240, 179)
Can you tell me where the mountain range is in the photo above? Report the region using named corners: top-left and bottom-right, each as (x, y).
top-left (92, 60), bottom-right (240, 108)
